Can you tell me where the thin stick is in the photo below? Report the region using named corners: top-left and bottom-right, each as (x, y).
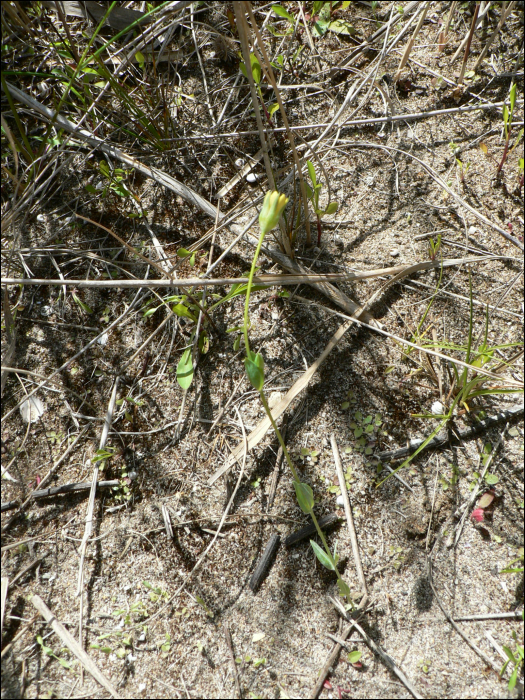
top-left (426, 558), bottom-right (500, 673)
top-left (393, 2), bottom-right (429, 82)
top-left (438, 1), bottom-right (457, 52)
top-left (457, 2), bottom-right (481, 85)
top-left (29, 595), bottom-right (120, 698)
top-left (172, 100), bottom-right (523, 139)
top-left (1, 427), bottom-right (89, 533)
top-left (474, 1), bottom-right (516, 71)
top-left (330, 435), bottom-right (368, 610)
top-left (453, 422), bottom-right (509, 548)
top-left (223, 624), bottom-right (242, 699)
top-left (375, 403), bottom-right (522, 463)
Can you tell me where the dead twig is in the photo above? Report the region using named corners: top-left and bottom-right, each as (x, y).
top-left (331, 435), bottom-right (369, 610)
top-left (29, 594), bottom-right (120, 698)
top-left (223, 624), bottom-right (242, 699)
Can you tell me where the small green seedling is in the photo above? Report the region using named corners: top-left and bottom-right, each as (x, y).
top-left (306, 160), bottom-right (338, 245)
top-left (497, 83), bottom-right (523, 176)
top-left (449, 142), bottom-right (470, 184)
top-left (240, 52), bottom-right (274, 126)
top-left (37, 635), bottom-right (74, 670)
top-left (428, 234), bottom-right (441, 261)
top-left (500, 628), bottom-right (524, 693)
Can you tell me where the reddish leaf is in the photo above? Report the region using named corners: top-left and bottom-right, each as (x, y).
top-left (471, 508), bottom-right (484, 522)
top-left (323, 680), bottom-right (333, 690)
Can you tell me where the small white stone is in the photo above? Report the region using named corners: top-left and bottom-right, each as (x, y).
top-left (431, 401), bottom-right (444, 415)
top-left (468, 226), bottom-right (477, 236)
top-left (97, 332), bottom-right (109, 347)
top-left (246, 173), bottom-right (261, 183)
top-left (234, 158), bottom-right (245, 168)
top-left (390, 249), bottom-right (400, 257)
top-left (336, 495), bottom-right (345, 506)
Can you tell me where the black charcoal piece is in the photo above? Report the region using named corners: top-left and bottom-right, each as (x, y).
top-left (284, 512), bottom-right (341, 547)
top-left (249, 534), bottom-right (280, 592)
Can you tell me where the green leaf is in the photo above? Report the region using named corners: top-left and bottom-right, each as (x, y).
top-left (485, 474), bottom-right (499, 485)
top-left (324, 201), bottom-right (338, 215)
top-left (310, 540), bottom-right (335, 570)
top-left (337, 579), bottom-right (351, 598)
top-left (509, 82), bottom-right (516, 113)
top-left (294, 481), bottom-right (314, 513)
top-left (71, 292), bottom-right (93, 314)
top-left (250, 52), bottom-right (262, 84)
top-left (312, 19), bottom-right (329, 37)
top-left (244, 351), bottom-right (265, 390)
top-left (327, 20), bottom-right (355, 35)
top-left (177, 248), bottom-right (193, 259)
top-left (307, 160), bottom-right (316, 188)
top-left (268, 102), bottom-right (280, 117)
top-left (347, 650), bottom-right (362, 663)
top-left (172, 303), bottom-right (197, 321)
top-left (272, 4), bottom-right (294, 22)
top-left (177, 348), bottom-right (193, 389)
top-left (198, 332), bottom-right (209, 355)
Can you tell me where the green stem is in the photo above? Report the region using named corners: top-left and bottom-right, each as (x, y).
top-left (259, 389), bottom-right (352, 607)
top-left (243, 228), bottom-right (267, 357)
top-left (259, 390), bottom-right (299, 482)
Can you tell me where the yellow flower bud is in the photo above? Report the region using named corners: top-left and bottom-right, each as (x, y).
top-left (258, 190), bottom-right (289, 235)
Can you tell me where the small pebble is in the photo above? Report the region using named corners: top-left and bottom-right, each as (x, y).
top-left (336, 495), bottom-right (345, 506)
top-left (390, 249), bottom-right (400, 257)
top-left (234, 158), bottom-right (244, 168)
top-left (246, 173), bottom-right (261, 183)
top-left (468, 225), bottom-right (477, 236)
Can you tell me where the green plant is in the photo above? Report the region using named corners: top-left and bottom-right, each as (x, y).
top-left (305, 160), bottom-right (339, 246)
top-left (243, 191), bottom-right (352, 607)
top-left (379, 274), bottom-right (523, 486)
top-left (37, 635), bottom-right (75, 670)
top-left (428, 234), bottom-right (442, 261)
top-left (500, 548), bottom-right (524, 575)
top-left (518, 157), bottom-right (524, 189)
top-left (449, 143), bottom-right (470, 184)
top-left (311, 2), bottom-right (354, 37)
top-left (500, 627), bottom-right (524, 693)
top-left (240, 52), bottom-right (275, 126)
top-left (497, 83), bottom-right (522, 176)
